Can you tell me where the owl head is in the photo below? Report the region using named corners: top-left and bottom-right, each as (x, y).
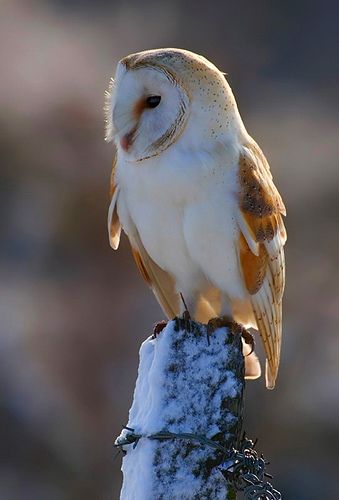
top-left (105, 48), bottom-right (246, 162)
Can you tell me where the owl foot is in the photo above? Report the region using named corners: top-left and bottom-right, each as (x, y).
top-left (173, 293), bottom-right (193, 332)
top-left (152, 320), bottom-right (168, 338)
top-left (241, 328), bottom-right (255, 356)
top-left (207, 315), bottom-right (234, 335)
top-left (207, 316), bottom-right (255, 355)
top-left (174, 309), bottom-right (192, 333)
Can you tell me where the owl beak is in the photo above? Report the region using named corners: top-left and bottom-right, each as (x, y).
top-left (120, 128), bottom-right (136, 152)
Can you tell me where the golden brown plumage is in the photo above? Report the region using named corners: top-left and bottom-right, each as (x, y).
top-left (106, 48), bottom-right (287, 389)
top-left (237, 142), bottom-right (286, 388)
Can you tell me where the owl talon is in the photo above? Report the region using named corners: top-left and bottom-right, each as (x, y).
top-left (207, 316), bottom-right (254, 354)
top-left (241, 328), bottom-right (255, 356)
top-left (207, 315), bottom-right (234, 335)
top-left (183, 308), bottom-right (192, 332)
top-left (173, 293), bottom-right (193, 332)
top-left (152, 320), bottom-right (168, 338)
top-left (174, 309), bottom-right (192, 333)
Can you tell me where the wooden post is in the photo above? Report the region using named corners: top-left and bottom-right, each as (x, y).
top-left (115, 319), bottom-right (244, 499)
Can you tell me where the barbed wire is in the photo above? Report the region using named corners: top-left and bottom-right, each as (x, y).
top-left (221, 433), bottom-right (281, 499)
top-left (114, 427), bottom-right (281, 499)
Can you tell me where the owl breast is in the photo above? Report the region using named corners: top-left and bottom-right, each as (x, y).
top-left (116, 144), bottom-right (246, 301)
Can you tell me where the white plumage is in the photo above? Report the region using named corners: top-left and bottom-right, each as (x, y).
top-left (106, 48), bottom-right (287, 389)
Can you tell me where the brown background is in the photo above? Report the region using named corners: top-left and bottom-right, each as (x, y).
top-left (1, 0), bottom-right (338, 498)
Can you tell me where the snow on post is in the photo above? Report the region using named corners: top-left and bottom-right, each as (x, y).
top-left (116, 319), bottom-right (244, 499)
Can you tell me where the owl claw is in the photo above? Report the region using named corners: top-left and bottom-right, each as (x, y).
top-left (241, 328), bottom-right (255, 356)
top-left (174, 309), bottom-right (192, 333)
top-left (152, 320), bottom-right (168, 338)
top-left (173, 293), bottom-right (193, 332)
top-left (207, 316), bottom-right (255, 355)
top-left (207, 315), bottom-right (234, 335)
top-left (183, 309), bottom-right (192, 332)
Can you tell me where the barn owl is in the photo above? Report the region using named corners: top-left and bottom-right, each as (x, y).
top-left (105, 48), bottom-right (286, 389)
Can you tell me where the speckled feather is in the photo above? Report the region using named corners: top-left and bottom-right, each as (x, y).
top-left (106, 48), bottom-right (287, 389)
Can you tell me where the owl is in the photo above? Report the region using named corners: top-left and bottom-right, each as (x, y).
top-left (105, 48), bottom-right (286, 389)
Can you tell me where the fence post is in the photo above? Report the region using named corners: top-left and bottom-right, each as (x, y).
top-left (115, 319), bottom-right (244, 499)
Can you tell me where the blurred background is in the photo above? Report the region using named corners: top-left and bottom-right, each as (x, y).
top-left (1, 0), bottom-right (338, 498)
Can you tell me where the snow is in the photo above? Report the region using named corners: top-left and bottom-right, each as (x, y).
top-left (117, 320), bottom-right (244, 499)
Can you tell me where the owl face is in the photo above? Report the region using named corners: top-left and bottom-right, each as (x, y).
top-left (108, 60), bottom-right (190, 161)
top-left (106, 48), bottom-right (246, 162)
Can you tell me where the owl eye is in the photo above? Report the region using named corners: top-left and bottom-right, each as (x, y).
top-left (145, 95), bottom-right (161, 108)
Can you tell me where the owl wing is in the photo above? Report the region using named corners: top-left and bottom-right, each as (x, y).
top-left (129, 229), bottom-right (181, 319)
top-left (108, 156), bottom-right (180, 319)
top-left (236, 141), bottom-right (287, 389)
top-left (108, 156), bottom-right (121, 250)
